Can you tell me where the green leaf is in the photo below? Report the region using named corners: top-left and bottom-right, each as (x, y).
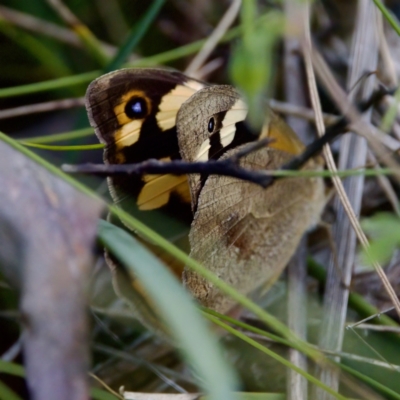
top-left (361, 212), bottom-right (400, 265)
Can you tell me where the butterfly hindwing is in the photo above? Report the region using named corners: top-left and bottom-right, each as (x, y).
top-left (176, 85), bottom-right (326, 314)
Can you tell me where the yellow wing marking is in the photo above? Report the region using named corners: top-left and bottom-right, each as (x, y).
top-left (113, 89), bottom-right (150, 150)
top-left (138, 173), bottom-right (190, 210)
top-left (157, 83), bottom-right (204, 130)
top-left (195, 98), bottom-right (248, 162)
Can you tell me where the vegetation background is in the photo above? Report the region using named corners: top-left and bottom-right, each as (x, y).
top-left (1, 1), bottom-right (400, 400)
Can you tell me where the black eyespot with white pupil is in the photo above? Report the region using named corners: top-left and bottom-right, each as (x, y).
top-left (125, 96), bottom-right (148, 119)
top-left (208, 117), bottom-right (215, 133)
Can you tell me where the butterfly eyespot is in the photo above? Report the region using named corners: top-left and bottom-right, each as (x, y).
top-left (125, 96), bottom-right (148, 119)
top-left (208, 117), bottom-right (215, 133)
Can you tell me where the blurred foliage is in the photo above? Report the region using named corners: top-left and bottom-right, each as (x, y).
top-left (230, 6), bottom-right (283, 129)
top-left (361, 212), bottom-right (400, 266)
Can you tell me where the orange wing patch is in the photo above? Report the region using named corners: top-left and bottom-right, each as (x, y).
top-left (261, 112), bottom-right (305, 155)
top-left (113, 90), bottom-right (151, 151)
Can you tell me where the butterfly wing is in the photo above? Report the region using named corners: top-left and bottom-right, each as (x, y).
top-left (176, 86), bottom-right (325, 314)
top-left (86, 69), bottom-right (207, 335)
top-left (85, 68), bottom-right (206, 217)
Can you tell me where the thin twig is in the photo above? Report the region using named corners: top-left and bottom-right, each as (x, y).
top-left (373, 0), bottom-right (400, 36)
top-left (62, 162), bottom-right (400, 180)
top-left (63, 138), bottom-right (278, 187)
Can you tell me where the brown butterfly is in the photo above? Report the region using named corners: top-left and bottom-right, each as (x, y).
top-left (86, 68), bottom-right (325, 326)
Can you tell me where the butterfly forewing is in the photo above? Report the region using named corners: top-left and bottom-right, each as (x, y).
top-left (85, 68), bottom-right (207, 218)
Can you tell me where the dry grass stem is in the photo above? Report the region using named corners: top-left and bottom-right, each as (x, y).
top-left (269, 99), bottom-right (339, 125)
top-left (0, 98), bottom-right (85, 120)
top-left (192, 58), bottom-right (224, 80)
top-left (311, 46), bottom-right (400, 321)
top-left (284, 2), bottom-right (310, 399)
top-left (313, 4), bottom-right (380, 398)
top-left (346, 306), bottom-right (395, 329)
top-left (367, 150), bottom-right (400, 216)
top-left (349, 323), bottom-right (400, 333)
top-left (0, 5), bottom-right (119, 56)
top-left (312, 49), bottom-right (400, 175)
top-left (89, 372), bottom-right (124, 400)
top-left (377, 13), bottom-right (398, 86)
top-left (46, 0), bottom-right (82, 27)
top-left (184, 0), bottom-right (241, 77)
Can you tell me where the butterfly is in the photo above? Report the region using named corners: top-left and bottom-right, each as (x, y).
top-left (86, 68), bottom-right (325, 322)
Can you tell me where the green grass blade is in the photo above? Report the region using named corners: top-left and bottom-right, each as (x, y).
top-left (308, 257), bottom-right (399, 328)
top-left (90, 387), bottom-right (120, 400)
top-left (0, 131), bottom-right (98, 200)
top-left (72, 24), bottom-right (109, 67)
top-left (0, 20), bottom-right (71, 77)
top-left (0, 10), bottom-right (255, 99)
top-left (206, 315), bottom-right (349, 400)
top-left (339, 362), bottom-right (400, 400)
top-left (0, 359), bottom-right (120, 400)
top-left (0, 130), bottom-right (327, 371)
top-left (18, 127), bottom-right (94, 144)
top-left (20, 142), bottom-right (103, 151)
top-left (0, 380), bottom-right (23, 400)
top-left (373, 0), bottom-right (400, 36)
top-left (0, 71), bottom-right (99, 98)
top-left (97, 219), bottom-right (239, 400)
top-left (0, 360), bottom-right (25, 377)
top-left (105, 0), bottom-right (166, 72)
